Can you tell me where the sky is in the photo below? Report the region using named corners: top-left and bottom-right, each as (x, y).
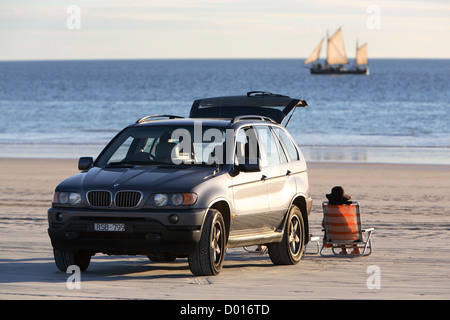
top-left (0, 0), bottom-right (449, 60)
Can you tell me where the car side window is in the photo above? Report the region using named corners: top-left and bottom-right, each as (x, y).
top-left (235, 127), bottom-right (259, 165)
top-left (272, 128), bottom-right (288, 164)
top-left (255, 126), bottom-right (286, 166)
top-left (273, 128), bottom-right (300, 162)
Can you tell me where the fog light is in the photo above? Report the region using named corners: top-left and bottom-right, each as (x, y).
top-left (168, 214), bottom-right (179, 224)
top-left (145, 233), bottom-right (161, 241)
top-left (55, 212), bottom-right (63, 221)
top-left (65, 232), bottom-right (78, 239)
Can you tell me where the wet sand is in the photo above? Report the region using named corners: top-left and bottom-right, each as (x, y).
top-left (0, 158), bottom-right (449, 299)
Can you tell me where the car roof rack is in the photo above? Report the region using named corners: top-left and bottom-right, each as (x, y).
top-left (136, 115), bottom-right (184, 124)
top-left (246, 91), bottom-right (290, 98)
top-left (231, 115), bottom-right (278, 124)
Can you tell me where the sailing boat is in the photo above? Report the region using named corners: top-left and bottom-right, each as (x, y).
top-left (304, 27), bottom-right (369, 75)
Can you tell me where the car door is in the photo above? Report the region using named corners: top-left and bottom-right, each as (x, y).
top-left (273, 125), bottom-right (309, 204)
top-left (231, 126), bottom-right (269, 233)
top-left (255, 125), bottom-right (296, 231)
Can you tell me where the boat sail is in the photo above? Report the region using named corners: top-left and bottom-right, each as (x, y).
top-left (304, 38), bottom-right (324, 65)
top-left (304, 27), bottom-right (369, 75)
top-left (326, 28), bottom-right (348, 66)
top-left (356, 43), bottom-right (368, 65)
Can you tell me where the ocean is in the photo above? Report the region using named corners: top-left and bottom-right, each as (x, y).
top-left (0, 59), bottom-right (449, 164)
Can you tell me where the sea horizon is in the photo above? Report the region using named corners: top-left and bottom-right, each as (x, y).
top-left (1, 57), bottom-right (450, 63)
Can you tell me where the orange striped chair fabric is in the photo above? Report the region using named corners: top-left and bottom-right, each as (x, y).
top-left (323, 203), bottom-right (362, 242)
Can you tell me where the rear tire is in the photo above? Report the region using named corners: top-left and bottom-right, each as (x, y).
top-left (188, 209), bottom-right (226, 276)
top-left (53, 248), bottom-right (91, 272)
top-left (268, 204), bottom-right (305, 265)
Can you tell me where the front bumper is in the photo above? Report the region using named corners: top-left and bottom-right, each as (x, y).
top-left (47, 207), bottom-right (205, 255)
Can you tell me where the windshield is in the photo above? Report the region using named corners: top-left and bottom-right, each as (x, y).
top-left (96, 125), bottom-right (227, 167)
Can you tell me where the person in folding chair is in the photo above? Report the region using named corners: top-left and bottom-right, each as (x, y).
top-left (320, 186), bottom-right (374, 257)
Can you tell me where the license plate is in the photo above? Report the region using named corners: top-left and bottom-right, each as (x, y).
top-left (94, 223), bottom-right (125, 232)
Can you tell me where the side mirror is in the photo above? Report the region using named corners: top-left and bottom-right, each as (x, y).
top-left (237, 157), bottom-right (261, 172)
top-left (78, 157), bottom-right (93, 170)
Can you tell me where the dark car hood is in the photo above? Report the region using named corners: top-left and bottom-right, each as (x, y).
top-left (58, 165), bottom-right (217, 193)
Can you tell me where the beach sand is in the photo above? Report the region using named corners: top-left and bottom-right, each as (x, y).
top-left (0, 158), bottom-right (449, 300)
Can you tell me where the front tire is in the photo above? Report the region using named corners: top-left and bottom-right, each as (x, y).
top-left (188, 209), bottom-right (226, 276)
top-left (53, 248), bottom-right (91, 272)
top-left (268, 204), bottom-right (305, 265)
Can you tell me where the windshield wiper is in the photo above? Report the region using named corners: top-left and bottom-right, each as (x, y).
top-left (106, 160), bottom-right (168, 168)
top-left (167, 161), bottom-right (219, 167)
top-left (106, 161), bottom-right (135, 168)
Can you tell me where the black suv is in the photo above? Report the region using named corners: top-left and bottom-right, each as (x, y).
top-left (48, 91), bottom-right (312, 276)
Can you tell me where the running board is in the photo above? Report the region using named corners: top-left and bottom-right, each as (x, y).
top-left (227, 231), bottom-right (283, 248)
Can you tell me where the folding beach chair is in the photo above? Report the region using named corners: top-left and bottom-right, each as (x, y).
top-left (304, 234), bottom-right (321, 255)
top-left (320, 201), bottom-right (374, 257)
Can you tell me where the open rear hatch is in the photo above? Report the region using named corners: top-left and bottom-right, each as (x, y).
top-left (189, 91), bottom-right (307, 125)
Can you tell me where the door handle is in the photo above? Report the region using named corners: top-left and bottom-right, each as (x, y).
top-left (261, 175), bottom-right (268, 181)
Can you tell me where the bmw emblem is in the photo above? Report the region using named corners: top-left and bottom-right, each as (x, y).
top-left (113, 183), bottom-right (120, 188)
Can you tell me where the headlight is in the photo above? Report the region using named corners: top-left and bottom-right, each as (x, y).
top-left (153, 193), bottom-right (168, 207)
top-left (151, 193), bottom-right (197, 207)
top-left (58, 192), bottom-right (69, 204)
top-left (171, 193), bottom-right (184, 206)
top-left (53, 192), bottom-right (82, 205)
top-left (69, 192), bottom-right (82, 205)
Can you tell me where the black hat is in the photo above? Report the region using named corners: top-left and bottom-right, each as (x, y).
top-left (326, 186), bottom-right (352, 205)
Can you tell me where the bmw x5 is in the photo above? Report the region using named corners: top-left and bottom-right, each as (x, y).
top-left (48, 91), bottom-right (312, 276)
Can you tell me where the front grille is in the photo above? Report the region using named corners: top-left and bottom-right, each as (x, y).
top-left (87, 191), bottom-right (112, 207)
top-left (115, 191), bottom-right (142, 208)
